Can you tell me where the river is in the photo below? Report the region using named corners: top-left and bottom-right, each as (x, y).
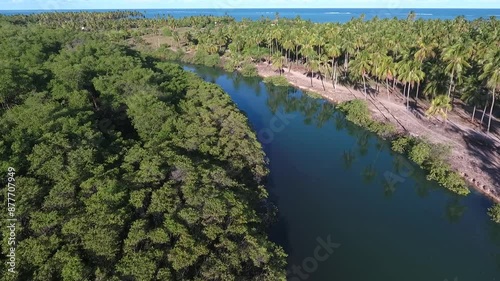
top-left (184, 65), bottom-right (500, 281)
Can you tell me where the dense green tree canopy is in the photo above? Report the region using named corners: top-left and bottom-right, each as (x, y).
top-left (0, 17), bottom-right (285, 281)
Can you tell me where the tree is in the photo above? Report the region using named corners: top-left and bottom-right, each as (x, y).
top-left (271, 53), bottom-right (286, 75)
top-left (426, 95), bottom-right (452, 122)
top-left (326, 43), bottom-right (341, 90)
top-left (349, 51), bottom-right (371, 99)
top-left (479, 49), bottom-right (500, 133)
top-left (378, 56), bottom-right (396, 99)
top-left (0, 29), bottom-right (286, 280)
top-left (442, 43), bottom-right (472, 98)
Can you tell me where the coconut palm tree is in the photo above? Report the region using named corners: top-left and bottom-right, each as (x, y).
top-left (349, 51), bottom-right (371, 99)
top-left (414, 39), bottom-right (437, 63)
top-left (442, 43), bottom-right (472, 98)
top-left (426, 95), bottom-right (452, 122)
top-left (479, 49), bottom-right (500, 133)
top-left (325, 43), bottom-right (341, 90)
top-left (379, 56), bottom-right (396, 99)
top-left (271, 53), bottom-right (286, 75)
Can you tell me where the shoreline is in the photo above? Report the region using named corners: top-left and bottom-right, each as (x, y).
top-left (254, 62), bottom-right (500, 204)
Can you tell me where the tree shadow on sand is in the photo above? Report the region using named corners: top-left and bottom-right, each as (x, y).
top-left (462, 129), bottom-right (500, 195)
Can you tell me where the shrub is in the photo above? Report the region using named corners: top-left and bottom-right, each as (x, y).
top-left (336, 100), bottom-right (395, 136)
top-left (391, 136), bottom-right (413, 153)
top-left (337, 100), bottom-right (371, 126)
top-left (426, 159), bottom-right (469, 195)
top-left (368, 121), bottom-right (396, 136)
top-left (203, 54), bottom-right (221, 67)
top-left (155, 46), bottom-right (183, 61)
top-left (263, 76), bottom-right (289, 87)
top-left (240, 63), bottom-right (258, 77)
top-left (185, 51), bottom-right (221, 67)
top-left (223, 58), bottom-right (239, 72)
top-left (409, 141), bottom-right (432, 165)
top-left (488, 204), bottom-right (500, 223)
top-left (390, 135), bottom-right (469, 196)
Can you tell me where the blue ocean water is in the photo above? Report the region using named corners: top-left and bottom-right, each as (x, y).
top-left (1, 8), bottom-right (500, 23)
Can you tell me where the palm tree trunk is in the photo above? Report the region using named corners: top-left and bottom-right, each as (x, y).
top-left (285, 49), bottom-right (288, 67)
top-left (481, 101), bottom-right (489, 125)
top-left (487, 90), bottom-right (496, 133)
top-left (447, 71), bottom-right (454, 98)
top-left (471, 105), bottom-right (476, 123)
top-left (334, 62), bottom-right (338, 89)
top-left (386, 78), bottom-right (390, 99)
top-left (406, 83), bottom-right (411, 110)
top-left (320, 72), bottom-right (326, 91)
top-left (344, 52), bottom-right (349, 77)
top-left (268, 47), bottom-right (272, 65)
top-left (416, 82), bottom-right (420, 100)
top-left (362, 75), bottom-right (367, 99)
top-left (331, 59), bottom-right (335, 89)
top-left (287, 50), bottom-right (292, 72)
top-left (295, 46), bottom-right (298, 65)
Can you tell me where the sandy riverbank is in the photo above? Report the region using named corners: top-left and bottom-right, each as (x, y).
top-left (255, 62), bottom-right (500, 203)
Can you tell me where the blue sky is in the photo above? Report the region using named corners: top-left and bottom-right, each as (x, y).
top-left (0, 0), bottom-right (499, 10)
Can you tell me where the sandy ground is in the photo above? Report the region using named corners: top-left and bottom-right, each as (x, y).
top-left (256, 62), bottom-right (500, 203)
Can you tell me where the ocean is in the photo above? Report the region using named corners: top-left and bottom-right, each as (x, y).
top-left (1, 8), bottom-right (500, 23)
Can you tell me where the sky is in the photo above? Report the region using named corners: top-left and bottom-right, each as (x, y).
top-left (0, 0), bottom-right (499, 10)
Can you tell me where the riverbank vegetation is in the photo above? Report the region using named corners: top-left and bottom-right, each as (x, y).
top-left (488, 203), bottom-right (500, 223)
top-left (337, 100), bottom-right (396, 136)
top-left (263, 76), bottom-right (290, 87)
top-left (337, 100), bottom-right (469, 195)
top-left (0, 16), bottom-right (286, 281)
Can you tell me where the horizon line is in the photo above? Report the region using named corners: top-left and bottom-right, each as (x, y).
top-left (1, 7), bottom-right (500, 11)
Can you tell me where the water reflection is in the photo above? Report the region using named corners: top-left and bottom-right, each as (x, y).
top-left (189, 64), bottom-right (481, 223)
top-left (445, 197), bottom-right (467, 223)
top-left (184, 64), bottom-right (500, 280)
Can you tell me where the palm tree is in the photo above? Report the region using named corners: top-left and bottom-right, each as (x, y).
top-left (479, 49), bottom-right (500, 133)
top-left (379, 56), bottom-right (396, 99)
top-left (414, 39), bottom-right (437, 63)
top-left (412, 61), bottom-right (426, 101)
top-left (326, 43), bottom-right (341, 90)
top-left (282, 35), bottom-right (295, 72)
top-left (442, 43), bottom-right (472, 98)
top-left (397, 60), bottom-right (411, 109)
top-left (426, 95), bottom-right (452, 122)
top-left (271, 54), bottom-right (286, 75)
top-left (349, 51), bottom-right (371, 99)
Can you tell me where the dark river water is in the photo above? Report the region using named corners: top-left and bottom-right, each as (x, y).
top-left (184, 65), bottom-right (500, 281)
